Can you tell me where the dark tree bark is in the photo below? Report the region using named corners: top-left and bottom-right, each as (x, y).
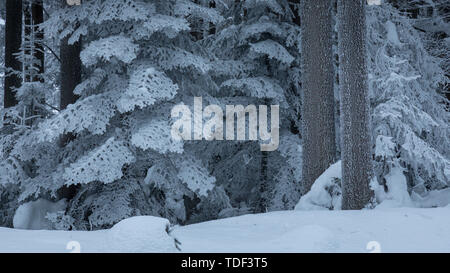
top-left (31, 0), bottom-right (44, 82)
top-left (337, 0), bottom-right (373, 210)
top-left (23, 3), bottom-right (31, 82)
top-left (300, 0), bottom-right (336, 195)
top-left (59, 35), bottom-right (81, 110)
top-left (257, 99), bottom-right (269, 213)
top-left (58, 2), bottom-right (83, 201)
top-left (4, 0), bottom-right (23, 108)
top-left (208, 1), bottom-right (216, 35)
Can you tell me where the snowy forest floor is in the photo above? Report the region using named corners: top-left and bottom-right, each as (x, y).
top-left (1, 207), bottom-right (449, 253)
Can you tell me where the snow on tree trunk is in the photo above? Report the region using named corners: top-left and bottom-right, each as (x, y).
top-left (337, 0), bottom-right (373, 210)
top-left (4, 0), bottom-right (22, 109)
top-left (300, 0), bottom-right (336, 195)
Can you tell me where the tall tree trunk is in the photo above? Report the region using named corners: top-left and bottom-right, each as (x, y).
top-left (300, 0), bottom-right (336, 195)
top-left (31, 0), bottom-right (44, 82)
top-left (337, 0), bottom-right (372, 210)
top-left (23, 3), bottom-right (31, 82)
top-left (4, 0), bottom-right (22, 109)
top-left (288, 0), bottom-right (301, 136)
top-left (59, 36), bottom-right (81, 111)
top-left (58, 3), bottom-right (83, 202)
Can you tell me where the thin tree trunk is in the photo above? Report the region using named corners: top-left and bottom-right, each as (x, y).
top-left (258, 105), bottom-right (269, 213)
top-left (4, 0), bottom-right (23, 109)
top-left (337, 0), bottom-right (372, 210)
top-left (300, 0), bottom-right (336, 195)
top-left (24, 3), bottom-right (31, 82)
top-left (31, 0), bottom-right (44, 82)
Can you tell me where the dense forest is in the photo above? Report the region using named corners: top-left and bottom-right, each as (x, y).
top-left (0, 0), bottom-right (448, 232)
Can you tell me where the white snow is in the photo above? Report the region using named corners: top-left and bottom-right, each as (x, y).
top-left (375, 167), bottom-right (414, 209)
top-left (295, 162), bottom-right (444, 211)
top-left (107, 216), bottom-right (178, 253)
top-left (412, 188), bottom-right (450, 208)
top-left (13, 199), bottom-right (67, 230)
top-left (295, 161), bottom-right (342, 210)
top-left (1, 208), bottom-right (450, 252)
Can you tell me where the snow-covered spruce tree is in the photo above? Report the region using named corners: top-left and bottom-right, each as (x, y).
top-left (300, 0), bottom-right (336, 195)
top-left (0, 0), bottom-right (228, 229)
top-left (388, 0), bottom-right (449, 101)
top-left (203, 0), bottom-right (302, 212)
top-left (338, 0), bottom-right (373, 210)
top-left (367, 3), bottom-right (449, 201)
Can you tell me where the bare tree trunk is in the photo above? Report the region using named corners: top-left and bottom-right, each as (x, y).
top-left (4, 0), bottom-right (22, 109)
top-left (337, 0), bottom-right (372, 210)
top-left (58, 2), bottom-right (83, 201)
top-left (59, 36), bottom-right (81, 111)
top-left (300, 0), bottom-right (336, 195)
top-left (257, 98), bottom-right (269, 213)
top-left (31, 0), bottom-right (44, 82)
top-left (23, 3), bottom-right (31, 83)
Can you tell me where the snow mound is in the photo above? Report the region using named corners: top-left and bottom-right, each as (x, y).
top-left (107, 216), bottom-right (178, 253)
top-left (295, 161), bottom-right (342, 210)
top-left (13, 199), bottom-right (67, 230)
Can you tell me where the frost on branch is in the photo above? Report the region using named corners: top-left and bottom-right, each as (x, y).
top-left (80, 36), bottom-right (138, 67)
top-left (73, 68), bottom-right (107, 96)
top-left (135, 15), bottom-right (190, 39)
top-left (269, 133), bottom-right (303, 210)
top-left (243, 0), bottom-right (284, 15)
top-left (174, 154), bottom-right (215, 197)
top-left (63, 138), bottom-right (135, 185)
top-left (221, 77), bottom-right (286, 105)
top-left (26, 92), bottom-right (118, 144)
top-left (249, 40), bottom-right (294, 64)
top-left (131, 117), bottom-right (183, 154)
top-left (241, 21), bottom-right (285, 42)
top-left (174, 0), bottom-right (223, 25)
top-left (117, 66), bottom-right (178, 113)
top-left (148, 46), bottom-right (211, 73)
top-left (0, 157), bottom-right (25, 186)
